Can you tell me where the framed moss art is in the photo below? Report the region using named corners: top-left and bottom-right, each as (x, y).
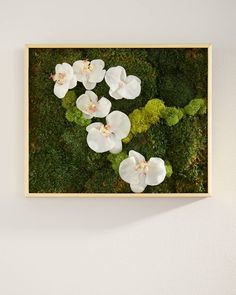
top-left (25, 44), bottom-right (212, 197)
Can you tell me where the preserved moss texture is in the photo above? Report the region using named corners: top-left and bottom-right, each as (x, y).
top-left (124, 97), bottom-right (206, 142)
top-left (123, 99), bottom-right (165, 143)
top-left (107, 152), bottom-right (128, 174)
top-left (29, 47), bottom-right (208, 193)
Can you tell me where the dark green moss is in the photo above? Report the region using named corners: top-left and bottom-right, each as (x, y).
top-left (148, 48), bottom-right (208, 107)
top-left (84, 166), bottom-right (130, 193)
top-left (125, 121), bottom-right (168, 160)
top-left (166, 116), bottom-right (208, 193)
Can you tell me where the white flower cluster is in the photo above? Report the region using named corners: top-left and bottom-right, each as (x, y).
top-left (52, 59), bottom-right (166, 192)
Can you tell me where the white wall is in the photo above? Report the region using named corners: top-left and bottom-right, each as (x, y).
top-left (0, 0), bottom-right (236, 294)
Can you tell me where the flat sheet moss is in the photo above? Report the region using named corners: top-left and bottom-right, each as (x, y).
top-left (29, 47), bottom-right (208, 193)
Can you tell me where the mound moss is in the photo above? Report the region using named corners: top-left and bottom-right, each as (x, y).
top-left (148, 48), bottom-right (208, 107)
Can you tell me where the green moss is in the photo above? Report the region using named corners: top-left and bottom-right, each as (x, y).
top-left (125, 121), bottom-right (168, 161)
top-left (161, 107), bottom-right (184, 126)
top-left (84, 166), bottom-right (130, 193)
top-left (107, 152), bottom-right (128, 173)
top-left (181, 49), bottom-right (208, 98)
top-left (29, 147), bottom-right (71, 193)
top-left (165, 161), bottom-right (173, 177)
top-left (61, 126), bottom-right (105, 170)
top-left (129, 108), bottom-right (150, 134)
top-left (148, 48), bottom-right (208, 107)
top-left (144, 99), bottom-right (166, 124)
top-left (65, 110), bottom-right (91, 126)
top-left (61, 90), bottom-right (77, 110)
top-left (166, 116), bottom-right (207, 193)
top-left (125, 97), bottom-right (205, 143)
top-left (124, 99), bottom-right (165, 143)
top-left (157, 74), bottom-right (195, 107)
top-left (184, 98), bottom-right (207, 116)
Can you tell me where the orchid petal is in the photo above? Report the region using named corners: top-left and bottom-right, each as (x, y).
top-left (86, 122), bottom-right (103, 132)
top-left (89, 59), bottom-right (106, 83)
top-left (89, 69), bottom-right (106, 83)
top-left (76, 94), bottom-right (91, 114)
top-left (130, 174), bottom-right (147, 193)
top-left (54, 82), bottom-right (69, 99)
top-left (105, 66), bottom-right (126, 91)
top-left (62, 62), bottom-right (73, 80)
top-left (69, 75), bottom-right (77, 89)
top-left (83, 81), bottom-right (96, 90)
top-left (87, 128), bottom-right (115, 153)
top-left (109, 89), bottom-right (123, 100)
top-left (119, 157), bottom-right (140, 184)
top-left (146, 158), bottom-right (166, 186)
top-left (94, 97), bottom-right (111, 118)
top-left (90, 59), bottom-right (105, 70)
top-left (117, 76), bottom-right (141, 99)
top-left (73, 60), bottom-right (85, 82)
top-left (85, 90), bottom-right (98, 103)
top-left (109, 138), bottom-right (122, 154)
top-left (106, 111), bottom-right (131, 139)
top-left (76, 93), bottom-right (93, 115)
top-left (55, 64), bottom-right (64, 74)
top-left (128, 150), bottom-right (146, 164)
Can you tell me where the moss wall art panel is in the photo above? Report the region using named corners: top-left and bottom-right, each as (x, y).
top-left (26, 45), bottom-right (211, 196)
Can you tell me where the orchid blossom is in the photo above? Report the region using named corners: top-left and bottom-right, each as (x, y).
top-left (86, 111), bottom-right (131, 154)
top-left (119, 150), bottom-right (166, 193)
top-left (76, 91), bottom-right (111, 119)
top-left (52, 63), bottom-right (77, 98)
top-left (105, 66), bottom-right (141, 100)
top-left (73, 59), bottom-right (106, 90)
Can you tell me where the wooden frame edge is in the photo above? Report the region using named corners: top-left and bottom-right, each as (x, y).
top-left (25, 45), bottom-right (29, 197)
top-left (25, 44), bottom-right (212, 198)
top-left (25, 43), bottom-right (211, 49)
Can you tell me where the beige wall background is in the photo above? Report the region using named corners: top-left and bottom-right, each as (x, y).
top-left (0, 0), bottom-right (236, 294)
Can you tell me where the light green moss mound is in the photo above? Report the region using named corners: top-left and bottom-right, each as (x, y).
top-left (123, 99), bottom-right (165, 143)
top-left (165, 161), bottom-right (173, 177)
top-left (184, 98), bottom-right (207, 116)
top-left (161, 107), bottom-right (184, 126)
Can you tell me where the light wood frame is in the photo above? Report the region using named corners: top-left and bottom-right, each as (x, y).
top-left (25, 44), bottom-right (212, 198)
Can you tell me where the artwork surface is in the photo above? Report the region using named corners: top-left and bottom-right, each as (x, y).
top-left (26, 45), bottom-right (211, 196)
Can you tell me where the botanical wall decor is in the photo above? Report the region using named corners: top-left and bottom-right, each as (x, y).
top-left (25, 45), bottom-right (212, 197)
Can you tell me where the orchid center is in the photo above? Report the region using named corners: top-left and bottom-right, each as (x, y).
top-left (100, 124), bottom-right (112, 137)
top-left (51, 72), bottom-right (66, 85)
top-left (119, 81), bottom-right (125, 88)
top-left (83, 60), bottom-right (93, 73)
top-left (86, 103), bottom-right (97, 113)
top-left (136, 161), bottom-right (149, 174)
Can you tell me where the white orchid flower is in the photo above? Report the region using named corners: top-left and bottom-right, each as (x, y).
top-left (105, 66), bottom-right (141, 100)
top-left (73, 59), bottom-right (106, 90)
top-left (119, 150), bottom-right (166, 193)
top-left (86, 111), bottom-right (131, 154)
top-left (76, 91), bottom-right (111, 119)
top-left (51, 63), bottom-right (77, 99)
